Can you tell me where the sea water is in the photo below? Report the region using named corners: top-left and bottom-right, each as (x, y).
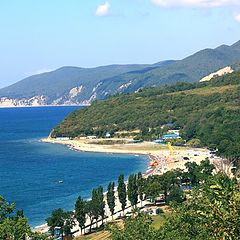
top-left (0, 106), bottom-right (148, 226)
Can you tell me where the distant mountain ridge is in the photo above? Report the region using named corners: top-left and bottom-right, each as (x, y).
top-left (0, 64), bottom-right (150, 107)
top-left (0, 40), bottom-right (240, 107)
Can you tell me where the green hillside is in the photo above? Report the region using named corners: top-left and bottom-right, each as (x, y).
top-left (51, 71), bottom-right (240, 164)
top-left (0, 40), bottom-right (240, 106)
top-left (96, 40), bottom-right (240, 97)
top-left (0, 64), bottom-right (149, 104)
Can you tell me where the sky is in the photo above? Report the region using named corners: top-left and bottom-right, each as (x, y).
top-left (0, 0), bottom-right (240, 88)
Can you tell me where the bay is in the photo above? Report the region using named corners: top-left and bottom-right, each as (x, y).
top-left (0, 106), bottom-right (148, 227)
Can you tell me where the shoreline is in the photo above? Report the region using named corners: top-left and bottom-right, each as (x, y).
top-left (0, 104), bottom-right (88, 109)
top-left (41, 137), bottom-right (212, 173)
top-left (34, 137), bottom-right (213, 234)
top-left (34, 138), bottom-right (152, 233)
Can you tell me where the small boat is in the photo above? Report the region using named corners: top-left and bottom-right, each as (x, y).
top-left (58, 180), bottom-right (64, 184)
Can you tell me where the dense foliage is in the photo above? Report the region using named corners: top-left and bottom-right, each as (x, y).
top-left (46, 208), bottom-right (75, 237)
top-left (158, 174), bottom-right (240, 240)
top-left (0, 65), bottom-right (148, 103)
top-left (0, 196), bottom-right (47, 239)
top-left (144, 159), bottom-right (215, 202)
top-left (52, 71), bottom-right (240, 166)
top-left (90, 40), bottom-right (240, 99)
top-left (110, 171), bottom-right (240, 240)
top-left (109, 212), bottom-right (157, 240)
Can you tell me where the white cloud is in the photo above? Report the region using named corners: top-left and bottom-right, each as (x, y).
top-left (96, 2), bottom-right (110, 17)
top-left (234, 13), bottom-right (240, 22)
top-left (151, 0), bottom-right (240, 8)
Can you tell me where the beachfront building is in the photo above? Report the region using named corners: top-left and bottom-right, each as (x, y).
top-left (86, 135), bottom-right (97, 139)
top-left (106, 132), bottom-right (111, 138)
top-left (162, 133), bottom-right (181, 140)
top-left (56, 137), bottom-right (70, 141)
top-left (154, 139), bottom-right (165, 143)
top-left (167, 129), bottom-right (180, 136)
top-left (154, 132), bottom-right (181, 143)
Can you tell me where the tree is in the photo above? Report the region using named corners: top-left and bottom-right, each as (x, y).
top-left (186, 138), bottom-right (202, 148)
top-left (110, 173), bottom-right (240, 240)
top-left (85, 200), bottom-right (95, 233)
top-left (143, 175), bottom-right (162, 200)
top-left (97, 186), bottom-right (105, 226)
top-left (107, 182), bottom-right (115, 220)
top-left (184, 159), bottom-right (215, 187)
top-left (46, 208), bottom-right (65, 236)
top-left (127, 174), bottom-right (138, 208)
top-left (166, 186), bottom-right (185, 204)
top-left (159, 171), bottom-right (180, 201)
top-left (158, 173), bottom-right (240, 239)
top-left (0, 195), bottom-right (15, 223)
top-left (137, 172), bottom-right (144, 206)
top-left (91, 186), bottom-right (105, 228)
top-left (62, 211), bottom-right (75, 237)
top-left (91, 188), bottom-right (100, 227)
top-left (109, 212), bottom-right (158, 240)
top-left (75, 196), bottom-right (86, 234)
top-left (199, 158), bottom-right (215, 181)
top-left (13, 215), bottom-right (32, 240)
top-left (0, 196), bottom-right (33, 240)
top-left (185, 162), bottom-right (201, 186)
top-left (117, 174), bottom-right (127, 215)
top-left (0, 215), bottom-right (31, 240)
top-left (46, 208), bottom-right (75, 237)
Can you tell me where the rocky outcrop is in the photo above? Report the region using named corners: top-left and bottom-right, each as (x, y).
top-left (69, 86), bottom-right (83, 98)
top-left (200, 66), bottom-right (234, 82)
top-left (0, 96), bottom-right (47, 107)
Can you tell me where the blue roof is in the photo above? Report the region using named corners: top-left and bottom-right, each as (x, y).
top-left (162, 134), bottom-right (179, 138)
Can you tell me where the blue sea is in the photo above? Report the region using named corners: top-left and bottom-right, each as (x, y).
top-left (0, 106), bottom-right (148, 227)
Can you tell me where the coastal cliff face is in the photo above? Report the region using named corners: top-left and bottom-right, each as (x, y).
top-left (0, 40), bottom-right (240, 107)
top-left (0, 89), bottom-right (93, 107)
top-left (0, 96), bottom-right (47, 107)
top-left (0, 65), bottom-right (149, 107)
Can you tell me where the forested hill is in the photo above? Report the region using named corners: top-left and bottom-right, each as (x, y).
top-left (1, 40), bottom-right (240, 107)
top-left (51, 71), bottom-right (240, 164)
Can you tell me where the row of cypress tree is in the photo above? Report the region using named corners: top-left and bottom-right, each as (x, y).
top-left (74, 172), bottom-right (144, 234)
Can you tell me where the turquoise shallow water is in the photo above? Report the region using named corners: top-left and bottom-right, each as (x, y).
top-left (0, 106), bottom-right (148, 227)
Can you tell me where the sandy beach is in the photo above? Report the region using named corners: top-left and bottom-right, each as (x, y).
top-left (35, 137), bottom-right (217, 235)
top-left (41, 137), bottom-right (213, 173)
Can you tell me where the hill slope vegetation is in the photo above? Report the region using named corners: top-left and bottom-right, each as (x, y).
top-left (0, 40), bottom-right (240, 106)
top-left (51, 71), bottom-right (240, 164)
top-left (0, 64), bottom-right (149, 106)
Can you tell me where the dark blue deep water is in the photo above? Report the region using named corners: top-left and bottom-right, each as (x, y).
top-left (0, 106), bottom-right (148, 227)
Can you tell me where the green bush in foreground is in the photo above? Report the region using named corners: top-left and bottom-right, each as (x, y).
top-left (109, 174), bottom-right (240, 240)
top-left (109, 212), bottom-right (157, 240)
top-left (0, 196), bottom-right (47, 239)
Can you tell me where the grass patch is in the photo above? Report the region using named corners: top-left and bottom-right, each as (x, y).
top-left (170, 84), bottom-right (238, 96)
top-left (75, 231), bottom-right (111, 240)
top-left (151, 215), bottom-right (166, 229)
